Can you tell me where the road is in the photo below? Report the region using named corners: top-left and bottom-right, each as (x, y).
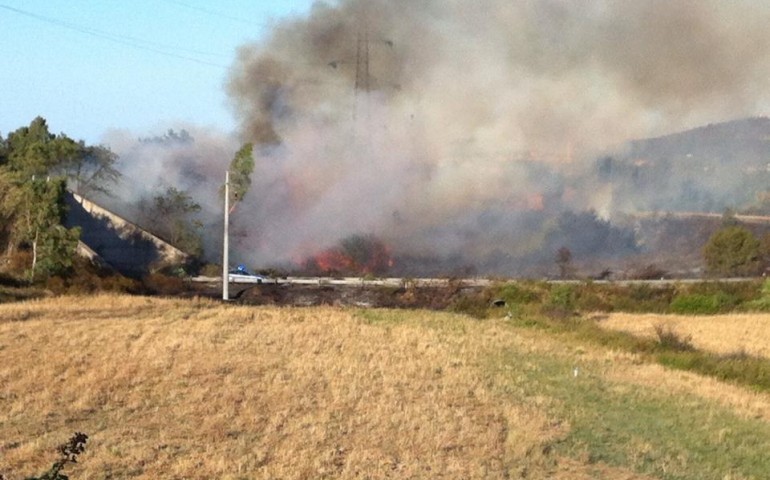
top-left (191, 276), bottom-right (759, 287)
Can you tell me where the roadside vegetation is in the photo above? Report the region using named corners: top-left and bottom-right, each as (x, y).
top-left (2, 294), bottom-right (770, 479)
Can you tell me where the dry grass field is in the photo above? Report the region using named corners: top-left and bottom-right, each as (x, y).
top-left (598, 312), bottom-right (770, 358)
top-left (1, 295), bottom-right (770, 479)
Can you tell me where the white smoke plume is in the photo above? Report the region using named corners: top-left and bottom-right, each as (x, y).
top-left (132, 1), bottom-right (770, 271)
top-left (98, 126), bottom-right (238, 252)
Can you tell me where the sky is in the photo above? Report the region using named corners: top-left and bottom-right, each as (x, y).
top-left (1, 0), bottom-right (317, 144)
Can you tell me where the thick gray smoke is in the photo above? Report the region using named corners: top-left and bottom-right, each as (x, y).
top-left (97, 127), bottom-right (238, 252)
top-left (227, 1), bottom-right (770, 270)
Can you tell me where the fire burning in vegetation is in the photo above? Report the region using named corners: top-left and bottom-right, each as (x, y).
top-left (304, 234), bottom-right (393, 276)
top-left (98, 0), bottom-right (770, 277)
top-left (220, 0), bottom-right (770, 274)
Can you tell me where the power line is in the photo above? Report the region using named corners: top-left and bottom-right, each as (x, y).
top-left (0, 3), bottom-right (228, 69)
top-left (158, 0), bottom-right (260, 26)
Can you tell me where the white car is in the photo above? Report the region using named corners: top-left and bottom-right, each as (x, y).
top-left (228, 266), bottom-right (270, 284)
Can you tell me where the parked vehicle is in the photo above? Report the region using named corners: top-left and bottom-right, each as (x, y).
top-left (228, 264), bottom-right (270, 284)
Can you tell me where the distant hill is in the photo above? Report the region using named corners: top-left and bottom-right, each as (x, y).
top-left (628, 116), bottom-right (770, 167)
top-left (599, 117), bottom-right (770, 214)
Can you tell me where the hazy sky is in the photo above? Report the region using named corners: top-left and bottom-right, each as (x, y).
top-left (1, 0), bottom-right (316, 144)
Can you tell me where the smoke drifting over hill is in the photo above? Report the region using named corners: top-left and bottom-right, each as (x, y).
top-left (100, 1), bottom-right (770, 275)
top-left (219, 0), bottom-right (770, 272)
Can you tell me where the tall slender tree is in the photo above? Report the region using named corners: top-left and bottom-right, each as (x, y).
top-left (228, 143), bottom-right (255, 208)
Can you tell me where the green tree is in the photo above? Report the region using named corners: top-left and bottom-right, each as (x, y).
top-left (8, 178), bottom-right (80, 279)
top-left (228, 143), bottom-right (255, 206)
top-left (0, 117), bottom-right (118, 279)
top-left (140, 186), bottom-right (203, 256)
top-left (50, 140), bottom-right (121, 196)
top-left (0, 171), bottom-right (16, 251)
top-left (555, 246), bottom-right (574, 279)
top-left (4, 116), bottom-right (57, 177)
top-left (4, 117), bottom-right (120, 196)
top-left (759, 233), bottom-right (770, 271)
top-left (703, 225), bottom-right (761, 277)
top-left (0, 132), bottom-right (8, 168)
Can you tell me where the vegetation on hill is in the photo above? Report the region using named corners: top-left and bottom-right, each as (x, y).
top-left (598, 116), bottom-right (770, 214)
top-left (703, 224), bottom-right (761, 276)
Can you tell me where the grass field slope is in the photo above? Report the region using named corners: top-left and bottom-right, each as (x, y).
top-left (1, 295), bottom-right (770, 479)
top-left (600, 312), bottom-right (770, 358)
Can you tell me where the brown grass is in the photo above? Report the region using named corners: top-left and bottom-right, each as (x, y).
top-left (0, 295), bottom-right (657, 479)
top-left (598, 312), bottom-right (770, 358)
top-left (592, 312), bottom-right (770, 422)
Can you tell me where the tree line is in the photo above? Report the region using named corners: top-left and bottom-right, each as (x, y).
top-left (0, 117), bottom-right (120, 279)
top-left (1, 117), bottom-right (254, 282)
top-left (0, 116), bottom-right (764, 282)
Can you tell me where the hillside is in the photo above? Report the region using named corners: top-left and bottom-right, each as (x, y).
top-left (601, 117), bottom-right (770, 215)
top-left (629, 117), bottom-right (770, 165)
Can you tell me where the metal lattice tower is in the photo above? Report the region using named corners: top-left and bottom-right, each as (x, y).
top-left (354, 27), bottom-right (370, 94)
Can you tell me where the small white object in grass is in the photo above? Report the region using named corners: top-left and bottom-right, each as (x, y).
top-left (573, 366), bottom-right (579, 377)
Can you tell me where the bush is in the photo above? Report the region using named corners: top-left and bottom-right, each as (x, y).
top-left (141, 273), bottom-right (187, 295)
top-left (1, 432), bottom-right (88, 480)
top-left (493, 282), bottom-right (543, 305)
top-left (627, 264), bottom-right (668, 280)
top-left (744, 279), bottom-right (770, 311)
top-left (198, 263), bottom-right (222, 277)
top-left (610, 284), bottom-right (674, 313)
top-left (703, 225), bottom-right (761, 277)
top-left (42, 257), bottom-right (139, 295)
top-left (657, 350), bottom-right (770, 392)
top-left (653, 324), bottom-right (695, 351)
top-left (669, 292), bottom-right (738, 315)
top-left (572, 282), bottom-right (614, 312)
top-left (541, 284), bottom-right (577, 319)
top-left (449, 295), bottom-right (490, 319)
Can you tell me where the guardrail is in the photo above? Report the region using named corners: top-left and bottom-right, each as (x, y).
top-left (190, 276), bottom-right (495, 287)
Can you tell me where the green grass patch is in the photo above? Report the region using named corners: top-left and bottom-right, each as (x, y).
top-left (669, 292), bottom-right (739, 315)
top-left (488, 280), bottom-right (770, 315)
top-left (493, 281), bottom-right (546, 305)
top-left (744, 278), bottom-right (770, 311)
top-left (507, 313), bottom-right (770, 393)
top-left (356, 307), bottom-right (770, 478)
top-left (488, 346), bottom-right (770, 479)
top-left (657, 349), bottom-right (770, 392)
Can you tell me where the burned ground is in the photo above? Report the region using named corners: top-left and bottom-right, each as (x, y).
top-left (232, 283), bottom-right (490, 310)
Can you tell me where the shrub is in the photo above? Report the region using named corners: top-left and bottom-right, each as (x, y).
top-left (572, 283), bottom-right (614, 312)
top-left (449, 293), bottom-right (490, 319)
top-left (653, 324), bottom-right (694, 351)
top-left (541, 284), bottom-right (577, 319)
top-left (657, 350), bottom-right (770, 392)
top-left (744, 279), bottom-right (770, 311)
top-left (610, 284), bottom-right (674, 313)
top-left (1, 432), bottom-right (88, 480)
top-left (494, 282), bottom-right (542, 305)
top-left (141, 273), bottom-right (187, 295)
top-left (703, 225), bottom-right (761, 277)
top-left (627, 264), bottom-right (668, 280)
top-left (669, 292), bottom-right (738, 315)
top-left (41, 257), bottom-right (139, 295)
top-left (198, 263), bottom-right (222, 277)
